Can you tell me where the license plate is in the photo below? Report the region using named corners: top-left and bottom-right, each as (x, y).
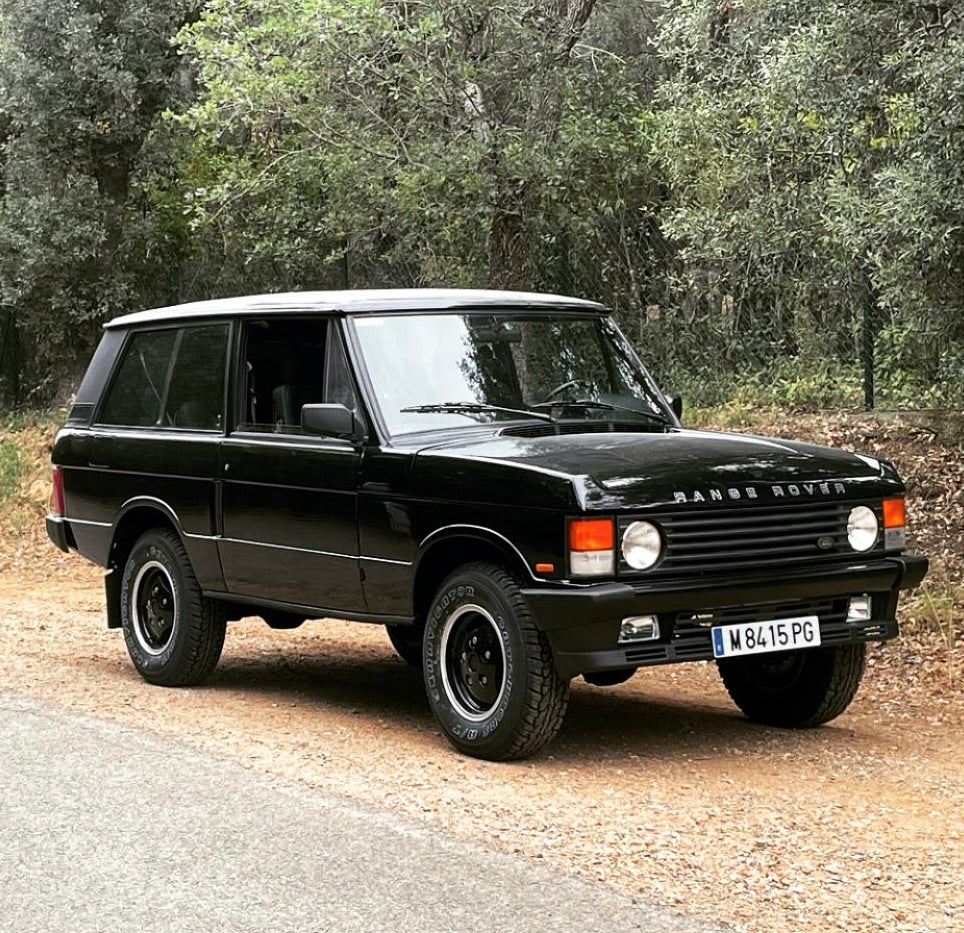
top-left (711, 615), bottom-right (821, 659)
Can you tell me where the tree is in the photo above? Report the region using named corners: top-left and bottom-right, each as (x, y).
top-left (0, 1), bottom-right (199, 405)
top-left (174, 0), bottom-right (666, 293)
top-left (653, 0), bottom-right (964, 405)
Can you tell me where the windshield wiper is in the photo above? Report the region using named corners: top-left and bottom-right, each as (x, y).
top-left (401, 401), bottom-right (555, 423)
top-left (530, 398), bottom-right (670, 426)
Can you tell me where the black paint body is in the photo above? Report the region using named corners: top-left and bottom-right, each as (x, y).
top-left (47, 290), bottom-right (927, 679)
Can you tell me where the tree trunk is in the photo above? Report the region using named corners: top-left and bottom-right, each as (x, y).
top-left (486, 1), bottom-right (598, 288)
top-left (0, 307), bottom-right (22, 407)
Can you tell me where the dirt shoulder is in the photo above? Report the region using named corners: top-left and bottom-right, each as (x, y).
top-left (2, 566), bottom-right (961, 933)
top-left (2, 410), bottom-right (962, 932)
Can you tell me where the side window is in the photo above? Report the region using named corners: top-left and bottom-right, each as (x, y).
top-left (239, 317), bottom-right (361, 435)
top-left (98, 325), bottom-right (228, 430)
top-left (325, 326), bottom-right (360, 417)
top-left (98, 329), bottom-right (177, 427)
top-left (164, 325), bottom-right (229, 429)
top-left (240, 318), bottom-right (329, 433)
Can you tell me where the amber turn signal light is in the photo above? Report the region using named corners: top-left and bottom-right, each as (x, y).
top-left (883, 497), bottom-right (906, 528)
top-left (568, 518), bottom-right (614, 551)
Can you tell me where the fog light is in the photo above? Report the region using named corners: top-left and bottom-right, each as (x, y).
top-left (619, 615), bottom-right (660, 643)
top-left (847, 595), bottom-right (872, 623)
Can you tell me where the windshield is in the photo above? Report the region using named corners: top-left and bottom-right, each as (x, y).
top-left (352, 312), bottom-right (671, 436)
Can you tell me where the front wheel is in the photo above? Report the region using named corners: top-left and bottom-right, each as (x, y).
top-left (423, 563), bottom-right (570, 761)
top-left (718, 643), bottom-right (866, 728)
top-left (120, 528), bottom-right (226, 686)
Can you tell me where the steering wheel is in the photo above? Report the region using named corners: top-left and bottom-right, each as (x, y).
top-left (540, 379), bottom-right (596, 403)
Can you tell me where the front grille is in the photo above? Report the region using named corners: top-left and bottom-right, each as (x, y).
top-left (672, 598), bottom-right (846, 631)
top-left (619, 501), bottom-right (882, 578)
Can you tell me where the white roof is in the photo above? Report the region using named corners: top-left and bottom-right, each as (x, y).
top-left (106, 288), bottom-right (605, 328)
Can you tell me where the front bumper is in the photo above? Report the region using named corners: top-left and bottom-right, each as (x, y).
top-left (523, 555), bottom-right (928, 678)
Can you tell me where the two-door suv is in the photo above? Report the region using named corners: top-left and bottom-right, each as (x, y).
top-left (47, 289), bottom-right (927, 759)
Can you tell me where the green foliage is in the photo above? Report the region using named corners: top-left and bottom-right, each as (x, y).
top-left (741, 359), bottom-right (864, 410)
top-left (652, 0), bottom-right (964, 403)
top-left (0, 437), bottom-right (21, 497)
top-left (0, 1), bottom-right (200, 405)
top-left (0, 0), bottom-right (962, 410)
top-left (170, 0), bottom-right (654, 292)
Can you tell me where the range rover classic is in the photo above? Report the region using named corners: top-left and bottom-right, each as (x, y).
top-left (46, 289), bottom-right (927, 760)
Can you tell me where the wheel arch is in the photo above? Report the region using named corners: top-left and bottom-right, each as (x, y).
top-left (105, 501), bottom-right (181, 629)
top-left (110, 499), bottom-right (182, 571)
top-left (413, 528), bottom-right (532, 626)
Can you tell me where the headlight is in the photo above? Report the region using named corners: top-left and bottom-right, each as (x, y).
top-left (847, 505), bottom-right (878, 552)
top-left (621, 520), bottom-right (663, 570)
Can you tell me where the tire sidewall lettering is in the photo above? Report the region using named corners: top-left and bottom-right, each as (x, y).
top-left (121, 536), bottom-right (182, 671)
top-left (424, 578), bottom-right (517, 746)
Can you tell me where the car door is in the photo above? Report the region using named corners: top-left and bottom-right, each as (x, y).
top-left (217, 315), bottom-right (365, 613)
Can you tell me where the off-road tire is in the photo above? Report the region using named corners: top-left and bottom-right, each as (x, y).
top-left (120, 528), bottom-right (226, 686)
top-left (718, 643), bottom-right (867, 728)
top-left (423, 562), bottom-right (570, 761)
top-left (386, 623), bottom-right (424, 667)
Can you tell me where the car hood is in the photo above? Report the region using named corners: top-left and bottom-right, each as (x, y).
top-left (411, 428), bottom-right (904, 510)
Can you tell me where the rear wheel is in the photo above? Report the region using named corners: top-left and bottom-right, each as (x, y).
top-left (120, 528), bottom-right (226, 686)
top-left (718, 643), bottom-right (866, 728)
top-left (423, 562), bottom-right (570, 761)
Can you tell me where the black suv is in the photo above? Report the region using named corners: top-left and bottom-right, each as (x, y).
top-left (47, 289), bottom-right (927, 760)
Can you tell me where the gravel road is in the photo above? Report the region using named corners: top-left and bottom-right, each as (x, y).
top-left (1, 562), bottom-right (961, 932)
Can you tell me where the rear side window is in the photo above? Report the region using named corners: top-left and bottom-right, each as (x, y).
top-left (98, 324), bottom-right (229, 430)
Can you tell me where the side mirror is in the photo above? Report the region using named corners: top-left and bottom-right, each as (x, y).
top-left (665, 394), bottom-right (683, 420)
top-left (301, 403), bottom-right (365, 443)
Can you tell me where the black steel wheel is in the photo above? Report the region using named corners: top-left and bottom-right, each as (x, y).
top-left (718, 643), bottom-right (866, 728)
top-left (385, 623), bottom-right (424, 667)
top-left (423, 562), bottom-right (570, 760)
top-left (131, 560), bottom-right (177, 654)
top-left (440, 605), bottom-right (506, 716)
top-left (120, 528), bottom-right (226, 686)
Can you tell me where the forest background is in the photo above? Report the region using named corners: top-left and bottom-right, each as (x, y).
top-left (0, 0), bottom-right (962, 412)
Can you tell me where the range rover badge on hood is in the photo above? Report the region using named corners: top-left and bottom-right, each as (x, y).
top-left (673, 481), bottom-right (848, 504)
